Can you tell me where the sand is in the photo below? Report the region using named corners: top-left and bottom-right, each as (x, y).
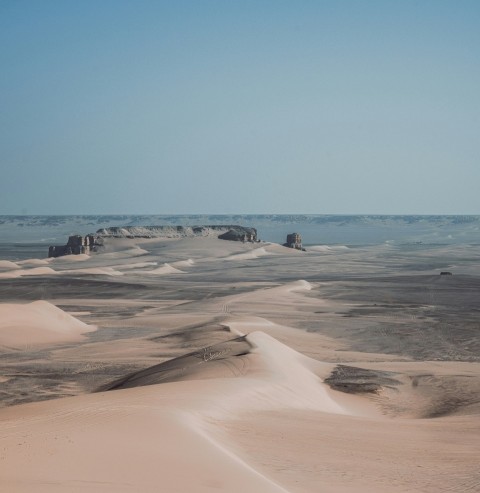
top-left (0, 300), bottom-right (96, 348)
top-left (0, 236), bottom-right (479, 492)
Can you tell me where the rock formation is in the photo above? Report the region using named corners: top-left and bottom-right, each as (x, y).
top-left (283, 233), bottom-right (304, 250)
top-left (48, 234), bottom-right (101, 258)
top-left (218, 227), bottom-right (257, 242)
top-left (96, 225), bottom-right (257, 240)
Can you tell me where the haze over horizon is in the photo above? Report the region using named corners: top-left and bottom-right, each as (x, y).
top-left (1, 1), bottom-right (479, 215)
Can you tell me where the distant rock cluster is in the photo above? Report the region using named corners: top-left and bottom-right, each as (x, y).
top-left (48, 225), bottom-right (258, 257)
top-left (48, 234), bottom-right (101, 258)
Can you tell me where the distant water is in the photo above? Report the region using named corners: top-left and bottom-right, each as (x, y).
top-left (0, 215), bottom-right (479, 260)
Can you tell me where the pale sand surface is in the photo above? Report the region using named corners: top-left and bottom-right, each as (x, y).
top-left (0, 300), bottom-right (96, 348)
top-left (0, 236), bottom-right (479, 492)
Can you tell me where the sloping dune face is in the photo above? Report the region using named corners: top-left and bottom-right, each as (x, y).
top-left (100, 330), bottom-right (348, 415)
top-left (0, 301), bottom-right (95, 348)
top-left (99, 335), bottom-right (253, 390)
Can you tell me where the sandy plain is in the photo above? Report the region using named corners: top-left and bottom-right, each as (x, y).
top-left (0, 235), bottom-right (479, 492)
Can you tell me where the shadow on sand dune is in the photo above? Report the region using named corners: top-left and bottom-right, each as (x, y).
top-left (98, 336), bottom-right (253, 391)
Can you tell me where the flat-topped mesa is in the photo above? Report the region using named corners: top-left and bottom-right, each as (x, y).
top-left (96, 225), bottom-right (258, 241)
top-left (48, 225), bottom-right (257, 257)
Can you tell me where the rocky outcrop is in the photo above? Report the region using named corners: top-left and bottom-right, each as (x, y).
top-left (95, 225), bottom-right (257, 241)
top-left (218, 227), bottom-right (257, 242)
top-left (48, 234), bottom-right (101, 258)
top-left (283, 233), bottom-right (304, 250)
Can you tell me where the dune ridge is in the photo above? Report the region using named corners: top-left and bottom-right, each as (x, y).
top-left (0, 266), bottom-right (58, 279)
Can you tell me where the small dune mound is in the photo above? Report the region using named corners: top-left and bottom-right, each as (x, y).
top-left (225, 247), bottom-right (270, 261)
top-left (21, 267), bottom-right (58, 276)
top-left (0, 266), bottom-right (58, 279)
top-left (0, 300), bottom-right (96, 348)
top-left (290, 279), bottom-right (312, 290)
top-left (0, 260), bottom-right (20, 271)
top-left (143, 263), bottom-right (184, 275)
top-left (308, 245), bottom-right (349, 253)
top-left (50, 253), bottom-right (90, 262)
top-left (171, 259), bottom-right (195, 268)
top-left (61, 267), bottom-right (124, 276)
top-left (16, 258), bottom-right (51, 266)
top-left (268, 280), bottom-right (312, 294)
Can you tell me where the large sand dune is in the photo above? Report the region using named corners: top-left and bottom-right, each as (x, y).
top-left (0, 235), bottom-right (479, 492)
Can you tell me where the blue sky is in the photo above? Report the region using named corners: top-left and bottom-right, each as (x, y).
top-left (1, 1), bottom-right (479, 214)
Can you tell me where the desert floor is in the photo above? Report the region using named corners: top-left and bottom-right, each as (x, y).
top-left (0, 237), bottom-right (479, 492)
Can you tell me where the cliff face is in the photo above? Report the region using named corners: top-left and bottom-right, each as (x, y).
top-left (48, 234), bottom-right (100, 258)
top-left (218, 228), bottom-right (257, 242)
top-left (48, 225), bottom-right (257, 257)
top-left (95, 225), bottom-right (257, 240)
top-left (283, 233), bottom-right (304, 251)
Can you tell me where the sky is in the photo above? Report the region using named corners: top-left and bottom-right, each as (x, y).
top-left (1, 0), bottom-right (479, 215)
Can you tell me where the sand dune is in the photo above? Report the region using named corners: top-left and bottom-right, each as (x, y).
top-left (99, 329), bottom-right (347, 417)
top-left (0, 265), bottom-right (128, 278)
top-left (142, 263), bottom-right (184, 275)
top-left (0, 266), bottom-right (58, 279)
top-left (0, 300), bottom-right (95, 348)
top-left (16, 258), bottom-right (51, 266)
top-left (50, 253), bottom-right (91, 262)
top-left (224, 246), bottom-right (271, 261)
top-left (61, 267), bottom-right (124, 276)
top-left (0, 260), bottom-right (20, 270)
top-left (98, 245), bottom-right (150, 258)
top-left (307, 244), bottom-right (350, 253)
top-left (170, 258), bottom-right (195, 268)
top-left (113, 261), bottom-right (158, 270)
